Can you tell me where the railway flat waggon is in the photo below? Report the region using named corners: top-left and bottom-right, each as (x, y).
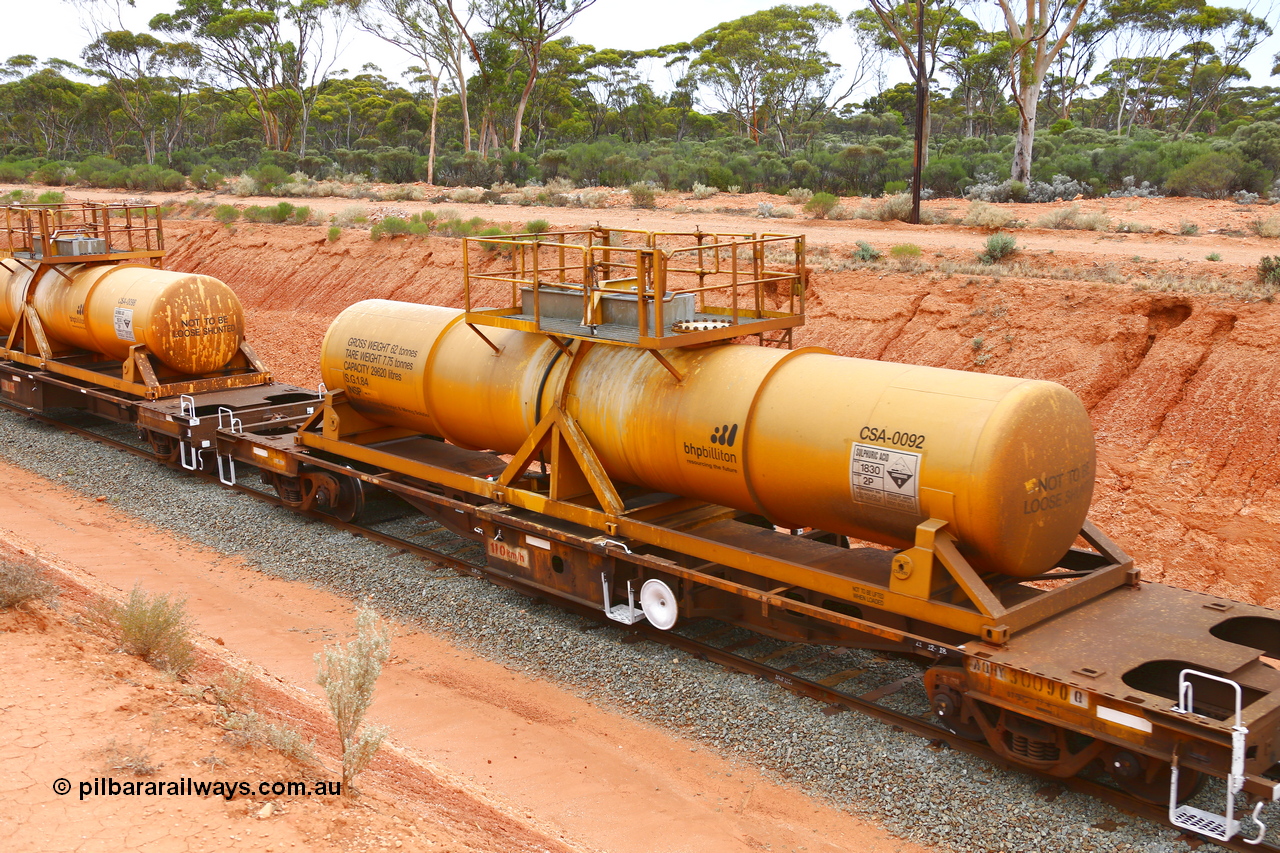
top-left (3, 205), bottom-right (1280, 845)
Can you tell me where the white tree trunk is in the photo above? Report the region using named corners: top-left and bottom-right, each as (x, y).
top-left (1011, 80), bottom-right (1041, 184)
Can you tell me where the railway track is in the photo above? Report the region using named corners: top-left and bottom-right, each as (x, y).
top-left (6, 401), bottom-right (1274, 852)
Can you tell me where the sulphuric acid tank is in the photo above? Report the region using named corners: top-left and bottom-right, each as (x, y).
top-left (0, 261), bottom-right (246, 375)
top-left (319, 300), bottom-right (1096, 578)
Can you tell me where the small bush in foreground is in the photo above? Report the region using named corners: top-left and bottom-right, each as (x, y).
top-left (369, 216), bottom-right (411, 240)
top-left (629, 182), bottom-right (656, 209)
top-left (327, 225), bottom-right (341, 242)
top-left (804, 192), bottom-right (839, 219)
top-left (978, 232), bottom-right (1018, 265)
top-left (890, 243), bottom-right (922, 260)
top-left (0, 557), bottom-right (55, 609)
top-left (36, 190), bottom-right (65, 205)
top-left (787, 187), bottom-right (814, 205)
top-left (852, 240), bottom-right (882, 262)
top-left (524, 218), bottom-right (551, 234)
top-left (102, 584), bottom-right (196, 675)
top-left (333, 206), bottom-right (369, 228)
top-left (221, 710), bottom-right (317, 764)
top-left (316, 607), bottom-right (391, 793)
top-left (212, 204), bottom-right (239, 224)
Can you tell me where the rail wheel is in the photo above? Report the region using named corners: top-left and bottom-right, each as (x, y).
top-left (929, 684), bottom-right (985, 740)
top-left (1102, 746), bottom-right (1206, 804)
top-left (299, 470), bottom-right (365, 522)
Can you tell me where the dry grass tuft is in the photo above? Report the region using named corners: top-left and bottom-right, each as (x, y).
top-left (1035, 204), bottom-right (1110, 231)
top-left (0, 557), bottom-right (55, 609)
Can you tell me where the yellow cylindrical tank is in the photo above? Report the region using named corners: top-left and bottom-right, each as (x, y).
top-left (320, 300), bottom-right (1096, 577)
top-left (0, 261), bottom-right (246, 375)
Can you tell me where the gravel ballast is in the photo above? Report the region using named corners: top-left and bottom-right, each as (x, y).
top-left (0, 409), bottom-right (1247, 853)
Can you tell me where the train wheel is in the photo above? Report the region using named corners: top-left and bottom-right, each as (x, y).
top-left (929, 685), bottom-right (985, 741)
top-left (300, 470), bottom-right (365, 522)
top-left (1103, 747), bottom-right (1206, 804)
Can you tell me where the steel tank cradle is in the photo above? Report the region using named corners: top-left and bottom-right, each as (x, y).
top-left (320, 300), bottom-right (1096, 578)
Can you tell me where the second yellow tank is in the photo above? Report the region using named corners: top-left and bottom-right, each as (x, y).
top-left (320, 299), bottom-right (1096, 578)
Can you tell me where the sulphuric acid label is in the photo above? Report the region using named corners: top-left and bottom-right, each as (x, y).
top-left (850, 443), bottom-right (920, 514)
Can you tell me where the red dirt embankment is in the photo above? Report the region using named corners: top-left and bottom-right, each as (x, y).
top-left (161, 218), bottom-right (1280, 607)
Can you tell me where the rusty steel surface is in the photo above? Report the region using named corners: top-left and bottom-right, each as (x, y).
top-left (0, 261), bottom-right (246, 375)
top-left (319, 299), bottom-right (1094, 578)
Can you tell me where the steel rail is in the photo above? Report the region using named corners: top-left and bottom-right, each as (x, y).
top-left (3, 400), bottom-right (1275, 852)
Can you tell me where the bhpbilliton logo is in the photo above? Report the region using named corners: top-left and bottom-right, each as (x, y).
top-left (711, 424), bottom-right (739, 447)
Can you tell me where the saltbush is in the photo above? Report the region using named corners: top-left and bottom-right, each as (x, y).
top-left (978, 232), bottom-right (1018, 264)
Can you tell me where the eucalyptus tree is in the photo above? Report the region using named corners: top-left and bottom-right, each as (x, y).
top-left (151, 0), bottom-right (351, 152)
top-left (849, 0), bottom-right (971, 163)
top-left (82, 31), bottom-right (203, 164)
top-left (688, 4), bottom-right (863, 154)
top-left (354, 0), bottom-right (474, 160)
top-left (1170, 3), bottom-right (1271, 135)
top-left (994, 0), bottom-right (1090, 182)
top-left (474, 0), bottom-right (599, 152)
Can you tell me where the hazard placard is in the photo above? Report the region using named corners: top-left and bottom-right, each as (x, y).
top-left (850, 443), bottom-right (920, 514)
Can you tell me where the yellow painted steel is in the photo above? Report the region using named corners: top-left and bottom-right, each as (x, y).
top-left (0, 261), bottom-right (245, 374)
top-left (321, 300), bottom-right (1096, 577)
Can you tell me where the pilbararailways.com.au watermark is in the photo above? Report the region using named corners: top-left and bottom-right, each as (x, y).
top-left (52, 777), bottom-right (342, 801)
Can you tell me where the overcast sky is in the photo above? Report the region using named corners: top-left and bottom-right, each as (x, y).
top-left (11, 0), bottom-right (1280, 108)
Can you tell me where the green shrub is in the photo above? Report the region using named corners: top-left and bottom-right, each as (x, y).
top-left (100, 583), bottom-right (196, 676)
top-left (327, 225), bottom-right (341, 242)
top-left (253, 164), bottom-right (290, 194)
top-left (1259, 256), bottom-right (1280, 284)
top-left (883, 180), bottom-right (908, 194)
top-left (36, 190), bottom-right (65, 205)
top-left (890, 243), bottom-right (922, 259)
top-left (978, 232), bottom-right (1018, 264)
top-left (1207, 252), bottom-right (1222, 261)
top-left (852, 241), bottom-right (882, 262)
top-left (242, 201), bottom-right (296, 224)
top-left (629, 182), bottom-right (656, 209)
top-left (437, 216), bottom-right (486, 238)
top-left (0, 161), bottom-right (33, 182)
top-left (291, 205), bottom-right (312, 224)
top-left (370, 216), bottom-right (411, 240)
top-left (804, 192), bottom-right (839, 219)
top-left (1179, 220), bottom-right (1200, 236)
top-left (212, 204), bottom-right (239, 224)
top-left (190, 164), bottom-right (224, 191)
top-left (524, 218), bottom-right (551, 234)
top-left (1165, 151), bottom-right (1266, 199)
top-left (121, 165), bottom-right (187, 192)
top-left (477, 225), bottom-right (512, 252)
